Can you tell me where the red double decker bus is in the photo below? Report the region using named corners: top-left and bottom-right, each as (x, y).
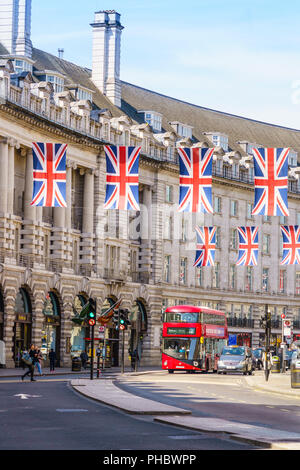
top-left (162, 305), bottom-right (228, 373)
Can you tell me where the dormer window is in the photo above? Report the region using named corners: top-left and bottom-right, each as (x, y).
top-left (170, 121), bottom-right (193, 139)
top-left (138, 110), bottom-right (162, 132)
top-left (288, 150), bottom-right (298, 167)
top-left (77, 87), bottom-right (93, 101)
top-left (13, 58), bottom-right (33, 74)
top-left (35, 70), bottom-right (65, 93)
top-left (46, 74), bottom-right (64, 93)
top-left (237, 141), bottom-right (259, 155)
top-left (212, 134), bottom-right (228, 151)
top-left (65, 84), bottom-right (94, 103)
top-left (246, 143), bottom-right (254, 155)
top-left (204, 132), bottom-right (228, 151)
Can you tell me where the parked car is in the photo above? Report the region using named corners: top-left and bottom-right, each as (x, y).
top-left (217, 346), bottom-right (254, 375)
top-left (252, 347), bottom-right (264, 370)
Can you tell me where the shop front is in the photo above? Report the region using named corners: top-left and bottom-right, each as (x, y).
top-left (129, 300), bottom-right (147, 363)
top-left (41, 292), bottom-right (61, 366)
top-left (99, 298), bottom-right (119, 367)
top-left (259, 333), bottom-right (281, 351)
top-left (0, 289), bottom-right (3, 341)
top-left (229, 332), bottom-right (252, 347)
top-left (13, 288), bottom-right (32, 367)
top-left (70, 295), bottom-right (89, 358)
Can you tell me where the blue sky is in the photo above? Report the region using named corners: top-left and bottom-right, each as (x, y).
top-left (31, 0), bottom-right (300, 129)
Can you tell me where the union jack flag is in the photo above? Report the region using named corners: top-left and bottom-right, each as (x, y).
top-left (252, 147), bottom-right (290, 216)
top-left (236, 226), bottom-right (259, 266)
top-left (31, 143), bottom-right (67, 207)
top-left (104, 145), bottom-right (141, 211)
top-left (280, 225), bottom-right (300, 265)
top-left (178, 147), bottom-right (214, 213)
top-left (193, 226), bottom-right (216, 267)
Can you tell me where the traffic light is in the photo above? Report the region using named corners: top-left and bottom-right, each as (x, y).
top-left (119, 309), bottom-right (131, 330)
top-left (71, 298), bottom-right (97, 326)
top-left (112, 309), bottom-right (120, 329)
top-left (260, 311), bottom-right (271, 329)
top-left (87, 298), bottom-right (96, 326)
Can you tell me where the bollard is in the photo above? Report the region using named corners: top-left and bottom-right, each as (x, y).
top-left (271, 356), bottom-right (280, 373)
top-left (71, 357), bottom-right (82, 372)
top-left (291, 360), bottom-right (300, 389)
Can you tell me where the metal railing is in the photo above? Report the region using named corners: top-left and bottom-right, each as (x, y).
top-left (227, 317), bottom-right (254, 328)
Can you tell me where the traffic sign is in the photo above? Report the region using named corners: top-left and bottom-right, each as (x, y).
top-left (281, 313), bottom-right (286, 319)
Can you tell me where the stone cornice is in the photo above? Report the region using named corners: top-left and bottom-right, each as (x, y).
top-left (0, 100), bottom-right (103, 150)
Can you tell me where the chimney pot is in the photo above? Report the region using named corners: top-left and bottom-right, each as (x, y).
top-left (91, 10), bottom-right (123, 107)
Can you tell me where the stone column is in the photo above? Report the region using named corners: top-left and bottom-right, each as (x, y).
top-left (24, 148), bottom-right (36, 221)
top-left (94, 153), bottom-right (106, 278)
top-left (3, 285), bottom-right (17, 368)
top-left (21, 148), bottom-right (37, 258)
top-left (65, 161), bottom-right (73, 230)
top-left (140, 185), bottom-right (152, 283)
top-left (82, 169), bottom-right (94, 234)
top-left (81, 169), bottom-right (95, 273)
top-left (7, 140), bottom-right (16, 215)
top-left (64, 161), bottom-right (74, 270)
top-left (0, 138), bottom-right (8, 214)
top-left (53, 207), bottom-right (65, 228)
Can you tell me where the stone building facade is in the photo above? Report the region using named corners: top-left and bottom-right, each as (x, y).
top-left (0, 1), bottom-right (299, 368)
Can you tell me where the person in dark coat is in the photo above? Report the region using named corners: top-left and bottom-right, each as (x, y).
top-left (80, 351), bottom-right (88, 369)
top-left (49, 349), bottom-right (57, 372)
top-left (21, 346), bottom-right (36, 382)
top-left (131, 348), bottom-right (139, 371)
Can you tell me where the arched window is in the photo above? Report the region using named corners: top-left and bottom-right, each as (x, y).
top-left (0, 290), bottom-right (4, 313)
top-left (131, 300), bottom-right (147, 331)
top-left (43, 292), bottom-right (60, 317)
top-left (73, 294), bottom-right (88, 316)
top-left (101, 298), bottom-right (115, 315)
top-left (15, 288), bottom-right (31, 314)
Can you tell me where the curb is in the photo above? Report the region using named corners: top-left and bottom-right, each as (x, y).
top-left (71, 379), bottom-right (191, 416)
top-left (153, 417), bottom-right (273, 449)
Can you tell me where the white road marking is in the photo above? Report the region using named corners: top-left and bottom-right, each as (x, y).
top-left (14, 394), bottom-right (41, 400)
top-left (56, 409), bottom-right (88, 412)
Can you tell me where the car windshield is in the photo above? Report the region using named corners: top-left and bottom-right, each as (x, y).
top-left (222, 347), bottom-right (245, 356)
top-left (253, 349), bottom-right (262, 358)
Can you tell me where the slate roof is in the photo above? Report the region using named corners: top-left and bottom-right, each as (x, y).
top-left (1, 44), bottom-right (300, 156)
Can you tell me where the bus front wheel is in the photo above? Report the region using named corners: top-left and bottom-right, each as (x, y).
top-left (168, 370), bottom-right (174, 374)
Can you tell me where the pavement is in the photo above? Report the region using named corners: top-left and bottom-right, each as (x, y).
top-left (1, 365), bottom-right (300, 450)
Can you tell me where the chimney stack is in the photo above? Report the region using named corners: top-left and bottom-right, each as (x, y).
top-left (58, 48), bottom-right (64, 59)
top-left (91, 10), bottom-right (124, 107)
top-left (0, 0), bottom-right (32, 58)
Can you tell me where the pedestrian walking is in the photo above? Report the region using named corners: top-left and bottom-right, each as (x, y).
top-left (35, 349), bottom-right (43, 376)
top-left (21, 349), bottom-right (36, 382)
top-left (131, 348), bottom-right (139, 371)
top-left (29, 344), bottom-right (39, 368)
top-left (49, 348), bottom-right (56, 372)
top-left (80, 351), bottom-right (88, 369)
top-left (20, 347), bottom-right (27, 370)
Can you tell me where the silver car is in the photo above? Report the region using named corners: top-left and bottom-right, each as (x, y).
top-left (217, 346), bottom-right (254, 375)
